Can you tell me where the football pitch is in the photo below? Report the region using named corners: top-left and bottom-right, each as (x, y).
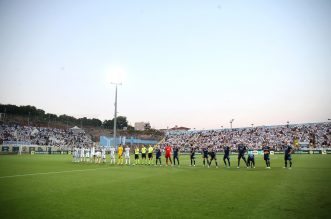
top-left (0, 154), bottom-right (330, 219)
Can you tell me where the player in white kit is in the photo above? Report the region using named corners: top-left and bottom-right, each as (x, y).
top-left (101, 147), bottom-right (106, 163)
top-left (109, 146), bottom-right (116, 164)
top-left (80, 147), bottom-right (85, 162)
top-left (73, 147), bottom-right (78, 162)
top-left (85, 147), bottom-right (90, 162)
top-left (76, 147), bottom-right (80, 163)
top-left (124, 145), bottom-right (131, 165)
top-left (90, 146), bottom-right (95, 163)
top-left (95, 148), bottom-right (101, 164)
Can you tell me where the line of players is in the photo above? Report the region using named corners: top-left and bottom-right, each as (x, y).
top-left (72, 141), bottom-right (293, 169)
top-left (72, 146), bottom-right (107, 163)
top-left (187, 141), bottom-right (293, 169)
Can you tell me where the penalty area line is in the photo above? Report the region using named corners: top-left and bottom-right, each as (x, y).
top-left (0, 167), bottom-right (112, 179)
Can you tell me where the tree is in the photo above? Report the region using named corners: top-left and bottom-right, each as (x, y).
top-left (103, 116), bottom-right (128, 130)
top-left (59, 114), bottom-right (76, 123)
top-left (0, 104), bottom-right (129, 129)
top-left (144, 122), bottom-right (151, 130)
top-left (103, 119), bottom-right (114, 129)
top-left (90, 118), bottom-right (102, 127)
top-left (116, 116), bottom-right (128, 129)
top-left (46, 113), bottom-right (58, 121)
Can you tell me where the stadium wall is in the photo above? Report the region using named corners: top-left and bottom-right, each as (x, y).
top-left (1, 141), bottom-right (70, 154)
top-left (0, 145), bottom-right (68, 154)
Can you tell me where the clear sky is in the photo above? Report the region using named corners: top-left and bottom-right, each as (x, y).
top-left (0, 0), bottom-right (330, 129)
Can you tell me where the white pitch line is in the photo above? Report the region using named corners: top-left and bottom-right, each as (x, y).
top-left (0, 167), bottom-right (111, 179)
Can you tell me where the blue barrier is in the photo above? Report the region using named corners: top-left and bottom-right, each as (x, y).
top-left (100, 136), bottom-right (158, 147)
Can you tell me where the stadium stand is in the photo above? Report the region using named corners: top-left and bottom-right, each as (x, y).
top-left (1, 123), bottom-right (330, 153)
top-left (0, 124), bottom-right (93, 151)
top-left (165, 123), bottom-right (330, 151)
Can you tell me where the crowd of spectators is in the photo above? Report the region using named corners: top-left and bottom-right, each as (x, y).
top-left (0, 124), bottom-right (93, 150)
top-left (1, 123), bottom-right (330, 152)
top-left (165, 123), bottom-right (331, 151)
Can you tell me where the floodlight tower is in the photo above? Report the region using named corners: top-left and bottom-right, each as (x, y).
top-left (111, 82), bottom-right (122, 148)
top-left (230, 119), bottom-right (234, 129)
top-left (28, 112), bottom-right (30, 126)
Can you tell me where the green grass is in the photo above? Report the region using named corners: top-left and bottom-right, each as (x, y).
top-left (0, 154), bottom-right (330, 219)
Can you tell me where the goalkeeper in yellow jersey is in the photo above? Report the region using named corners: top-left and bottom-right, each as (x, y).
top-left (117, 144), bottom-right (124, 165)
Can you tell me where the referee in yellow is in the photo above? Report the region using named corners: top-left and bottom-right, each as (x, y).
top-left (147, 145), bottom-right (154, 165)
top-left (134, 146), bottom-right (140, 165)
top-left (141, 145), bottom-right (147, 165)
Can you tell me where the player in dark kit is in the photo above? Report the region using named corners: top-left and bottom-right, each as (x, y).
top-left (190, 145), bottom-right (196, 166)
top-left (237, 142), bottom-right (248, 168)
top-left (208, 146), bottom-right (218, 168)
top-left (155, 146), bottom-right (162, 166)
top-left (284, 141), bottom-right (293, 169)
top-left (262, 142), bottom-right (271, 169)
top-left (223, 145), bottom-right (231, 168)
top-left (173, 145), bottom-right (180, 166)
top-left (202, 146), bottom-right (209, 167)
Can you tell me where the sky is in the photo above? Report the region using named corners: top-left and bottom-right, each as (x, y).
top-left (0, 0), bottom-right (330, 130)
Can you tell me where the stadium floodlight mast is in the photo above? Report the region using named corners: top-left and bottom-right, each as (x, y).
top-left (28, 112), bottom-right (30, 126)
top-left (230, 119), bottom-right (234, 129)
top-left (111, 82), bottom-right (122, 148)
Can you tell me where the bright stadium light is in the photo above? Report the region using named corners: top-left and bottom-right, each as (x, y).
top-left (107, 66), bottom-right (127, 84)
